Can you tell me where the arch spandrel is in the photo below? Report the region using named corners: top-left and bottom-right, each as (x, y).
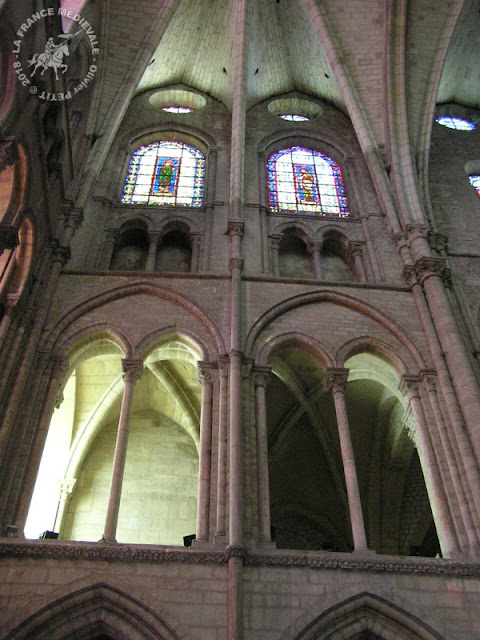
top-left (245, 290), bottom-right (426, 372)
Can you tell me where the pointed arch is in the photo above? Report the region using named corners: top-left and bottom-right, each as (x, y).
top-left (289, 592), bottom-right (445, 640)
top-left (4, 583), bottom-right (187, 640)
top-left (245, 290), bottom-right (425, 371)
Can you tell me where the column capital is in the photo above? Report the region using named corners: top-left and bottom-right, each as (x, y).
top-left (348, 241), bottom-right (364, 257)
top-left (198, 361), bottom-right (216, 385)
top-left (420, 369), bottom-right (437, 390)
top-left (49, 241), bottom-right (71, 265)
top-left (402, 265), bottom-right (417, 288)
top-left (253, 365), bottom-right (272, 388)
top-left (147, 230), bottom-right (162, 242)
top-left (217, 355), bottom-right (230, 377)
top-left (405, 223), bottom-right (430, 242)
top-left (415, 257), bottom-right (450, 285)
top-left (122, 359), bottom-right (143, 382)
top-left (393, 232), bottom-right (408, 251)
top-left (226, 219), bottom-right (245, 238)
top-left (229, 257), bottom-right (244, 272)
top-left (270, 234), bottom-right (283, 250)
top-left (399, 374), bottom-right (421, 398)
top-left (191, 232), bottom-right (202, 247)
top-left (0, 136), bottom-right (18, 173)
top-left (325, 368), bottom-right (349, 392)
top-left (105, 228), bottom-right (118, 242)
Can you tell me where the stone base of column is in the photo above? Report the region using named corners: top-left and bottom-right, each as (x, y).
top-left (351, 548), bottom-right (376, 557)
top-left (213, 533), bottom-right (228, 549)
top-left (99, 535), bottom-right (118, 545)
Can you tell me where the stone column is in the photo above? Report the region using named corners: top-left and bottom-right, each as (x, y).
top-left (423, 372), bottom-right (479, 552)
top-left (0, 295), bottom-right (19, 349)
top-left (100, 228), bottom-right (117, 270)
top-left (349, 241), bottom-right (367, 282)
top-left (54, 478), bottom-right (76, 535)
top-left (103, 359), bottom-right (143, 543)
top-left (400, 375), bottom-right (460, 558)
top-left (254, 366), bottom-right (272, 544)
top-left (325, 368), bottom-right (368, 552)
top-left (145, 231), bottom-right (162, 272)
top-left (196, 362), bottom-right (215, 542)
top-left (215, 357), bottom-right (229, 540)
top-left (270, 235), bottom-right (282, 277)
top-left (191, 233), bottom-right (202, 273)
top-left (310, 240), bottom-right (323, 279)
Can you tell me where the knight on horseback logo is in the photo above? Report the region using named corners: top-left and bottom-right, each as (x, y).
top-left (12, 8), bottom-right (99, 102)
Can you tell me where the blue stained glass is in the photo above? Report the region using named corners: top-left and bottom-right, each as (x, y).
top-left (267, 147), bottom-right (349, 217)
top-left (121, 141), bottom-right (205, 207)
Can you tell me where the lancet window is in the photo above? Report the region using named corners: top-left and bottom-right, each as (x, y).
top-left (121, 141), bottom-right (205, 207)
top-left (268, 147), bottom-right (349, 217)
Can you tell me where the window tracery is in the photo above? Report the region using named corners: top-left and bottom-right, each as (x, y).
top-left (121, 141), bottom-right (205, 207)
top-left (268, 147), bottom-right (349, 217)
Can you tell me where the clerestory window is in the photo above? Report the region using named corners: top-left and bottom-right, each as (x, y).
top-left (268, 146), bottom-right (349, 217)
top-left (121, 141), bottom-right (205, 207)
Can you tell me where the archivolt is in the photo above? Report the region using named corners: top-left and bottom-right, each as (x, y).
top-left (288, 592), bottom-right (444, 640)
top-left (245, 290), bottom-right (425, 370)
top-left (4, 582), bottom-right (187, 640)
top-left (41, 281), bottom-right (226, 356)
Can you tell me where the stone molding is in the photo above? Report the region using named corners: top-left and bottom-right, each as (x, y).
top-left (402, 265), bottom-right (417, 288)
top-left (0, 541), bottom-right (479, 576)
top-left (198, 361), bottom-right (216, 385)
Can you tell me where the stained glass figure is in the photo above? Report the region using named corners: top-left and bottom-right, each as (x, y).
top-left (469, 175), bottom-right (480, 197)
top-left (121, 141), bottom-right (205, 207)
top-left (268, 147), bottom-right (349, 217)
top-left (435, 116), bottom-right (476, 131)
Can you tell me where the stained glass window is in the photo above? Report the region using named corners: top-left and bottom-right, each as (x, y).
top-left (279, 114), bottom-right (310, 122)
top-left (268, 147), bottom-right (349, 217)
top-left (436, 116), bottom-right (476, 131)
top-left (121, 141), bottom-right (205, 207)
top-left (469, 175), bottom-right (480, 197)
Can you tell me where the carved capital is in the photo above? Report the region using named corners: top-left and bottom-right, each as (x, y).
top-left (0, 223), bottom-right (19, 253)
top-left (253, 365), bottom-right (272, 389)
top-left (105, 228), bottom-right (118, 245)
top-left (421, 369), bottom-right (437, 391)
top-left (429, 232), bottom-right (448, 255)
top-left (406, 224), bottom-right (430, 242)
top-left (122, 359), bottom-right (143, 383)
top-left (57, 478), bottom-right (76, 499)
top-left (198, 361), bottom-right (215, 385)
top-left (325, 368), bottom-right (349, 393)
top-left (402, 265), bottom-right (417, 288)
top-left (0, 137), bottom-right (18, 173)
top-left (270, 234), bottom-right (283, 251)
top-left (348, 241), bottom-right (364, 258)
top-left (217, 355), bottom-right (230, 378)
top-left (229, 257), bottom-right (244, 272)
top-left (399, 374), bottom-right (421, 398)
top-left (51, 244), bottom-right (71, 265)
top-left (227, 219), bottom-right (245, 238)
top-left (393, 232), bottom-right (408, 251)
top-left (415, 257), bottom-right (449, 285)
top-left (191, 232), bottom-right (202, 248)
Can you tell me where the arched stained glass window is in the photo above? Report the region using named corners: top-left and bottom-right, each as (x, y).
top-left (268, 147), bottom-right (349, 217)
top-left (469, 175), bottom-right (480, 197)
top-left (121, 141), bottom-right (205, 207)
